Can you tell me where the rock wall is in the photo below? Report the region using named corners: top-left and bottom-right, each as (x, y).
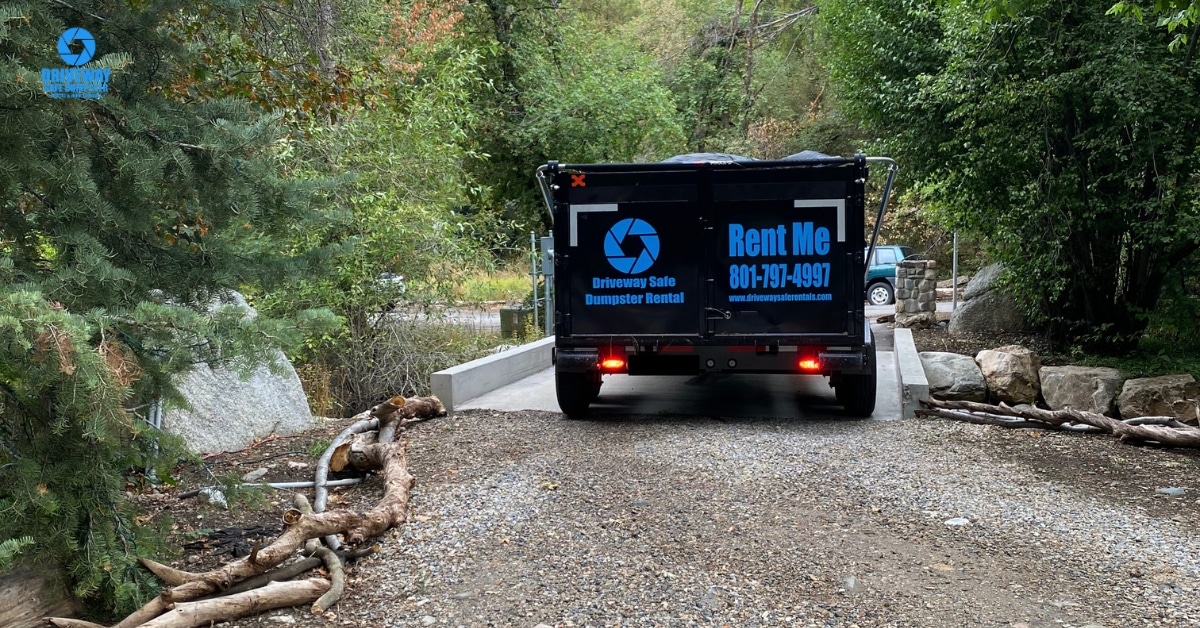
top-left (895, 259), bottom-right (938, 328)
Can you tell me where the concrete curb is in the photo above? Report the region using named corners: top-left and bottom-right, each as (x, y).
top-left (432, 337), bottom-right (555, 412)
top-left (893, 328), bottom-right (929, 419)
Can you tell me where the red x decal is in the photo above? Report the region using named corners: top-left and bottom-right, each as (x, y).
top-left (570, 174), bottom-right (587, 188)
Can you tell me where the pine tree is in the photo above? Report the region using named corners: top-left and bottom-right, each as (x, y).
top-left (0, 0), bottom-right (339, 615)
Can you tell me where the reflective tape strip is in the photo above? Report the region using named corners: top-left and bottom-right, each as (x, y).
top-left (794, 199), bottom-right (846, 242)
top-left (569, 203), bottom-right (619, 246)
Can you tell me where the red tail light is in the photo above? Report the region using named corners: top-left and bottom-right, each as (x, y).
top-left (798, 357), bottom-right (821, 372)
top-left (601, 357), bottom-right (626, 371)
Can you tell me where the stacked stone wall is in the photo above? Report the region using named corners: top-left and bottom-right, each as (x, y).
top-left (895, 259), bottom-right (937, 328)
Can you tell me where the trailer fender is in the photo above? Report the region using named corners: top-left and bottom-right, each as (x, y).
top-left (554, 348), bottom-right (599, 373)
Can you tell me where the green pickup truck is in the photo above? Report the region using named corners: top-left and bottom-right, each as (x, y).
top-left (864, 245), bottom-right (915, 305)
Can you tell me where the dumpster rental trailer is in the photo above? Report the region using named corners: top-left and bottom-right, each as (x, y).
top-left (537, 152), bottom-right (897, 418)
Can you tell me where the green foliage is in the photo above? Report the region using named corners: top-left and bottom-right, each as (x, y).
top-left (215, 475), bottom-right (270, 511)
top-left (0, 536), bottom-right (33, 573)
top-left (517, 26), bottom-right (685, 163)
top-left (0, 0), bottom-right (337, 616)
top-left (459, 1), bottom-right (689, 237)
top-left (306, 439), bottom-right (331, 459)
top-left (819, 0), bottom-right (1200, 354)
top-left (251, 0), bottom-right (512, 412)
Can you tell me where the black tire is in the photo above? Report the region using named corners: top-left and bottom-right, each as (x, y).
top-left (867, 281), bottom-right (894, 306)
top-left (556, 369), bottom-right (598, 417)
top-left (835, 372), bottom-right (877, 417)
top-left (835, 341), bottom-right (877, 417)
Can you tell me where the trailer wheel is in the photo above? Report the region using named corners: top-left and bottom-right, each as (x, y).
top-left (836, 371), bottom-right (877, 417)
top-left (836, 340), bottom-right (877, 417)
top-left (556, 368), bottom-right (599, 417)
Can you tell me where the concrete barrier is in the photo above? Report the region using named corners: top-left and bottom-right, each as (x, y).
top-left (893, 327), bottom-right (929, 419)
top-left (432, 337), bottom-right (555, 412)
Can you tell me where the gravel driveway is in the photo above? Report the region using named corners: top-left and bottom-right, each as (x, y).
top-left (254, 409), bottom-right (1200, 628)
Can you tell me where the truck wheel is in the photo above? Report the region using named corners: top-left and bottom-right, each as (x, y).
top-left (556, 369), bottom-right (598, 417)
top-left (867, 282), bottom-right (894, 306)
top-left (836, 370), bottom-right (877, 417)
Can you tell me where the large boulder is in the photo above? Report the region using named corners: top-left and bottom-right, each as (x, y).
top-left (975, 345), bottom-right (1041, 405)
top-left (960, 263), bottom-right (1004, 301)
top-left (948, 290), bottom-right (1027, 334)
top-left (1116, 374), bottom-right (1200, 423)
top-left (949, 263), bottom-right (1027, 334)
top-left (162, 293), bottom-right (314, 454)
top-left (919, 352), bottom-right (988, 402)
top-left (1039, 366), bottom-right (1124, 416)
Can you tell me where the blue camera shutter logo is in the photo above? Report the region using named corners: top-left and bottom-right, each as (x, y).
top-left (57, 27), bottom-right (96, 66)
top-left (604, 218), bottom-right (659, 274)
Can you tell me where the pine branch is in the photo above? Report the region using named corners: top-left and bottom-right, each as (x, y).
top-left (48, 0), bottom-right (109, 23)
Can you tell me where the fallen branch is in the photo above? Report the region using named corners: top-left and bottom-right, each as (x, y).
top-left (45, 619), bottom-right (107, 628)
top-left (51, 394), bottom-right (443, 628)
top-left (139, 559), bottom-right (193, 587)
top-left (137, 578), bottom-right (329, 628)
top-left (99, 440), bottom-right (414, 625)
top-left (220, 546), bottom-right (374, 597)
top-left (918, 398), bottom-right (1200, 447)
top-left (315, 395), bottom-right (442, 550)
top-left (309, 547), bottom-right (343, 614)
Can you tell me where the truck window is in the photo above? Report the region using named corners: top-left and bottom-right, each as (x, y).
top-left (875, 248), bottom-right (897, 265)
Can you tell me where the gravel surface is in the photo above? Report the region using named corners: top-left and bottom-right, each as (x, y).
top-left (247, 409), bottom-right (1200, 628)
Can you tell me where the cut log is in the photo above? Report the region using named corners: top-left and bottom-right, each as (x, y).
top-left (918, 398), bottom-right (1200, 447)
top-left (136, 578), bottom-right (329, 628)
top-left (331, 432), bottom-right (378, 473)
top-left (0, 567), bottom-right (78, 628)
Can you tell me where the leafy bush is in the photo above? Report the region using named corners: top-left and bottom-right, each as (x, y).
top-left (311, 314), bottom-right (503, 414)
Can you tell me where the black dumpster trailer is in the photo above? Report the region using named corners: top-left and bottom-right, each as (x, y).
top-left (537, 152), bottom-right (897, 417)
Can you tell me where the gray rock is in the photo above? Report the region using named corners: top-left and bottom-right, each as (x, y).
top-left (161, 292), bottom-right (314, 454)
top-left (948, 289), bottom-right (1027, 334)
top-left (920, 352), bottom-right (988, 402)
top-left (895, 311), bottom-right (938, 329)
top-left (1156, 487), bottom-right (1186, 496)
top-left (1039, 366), bottom-right (1124, 416)
top-left (1117, 374), bottom-right (1200, 423)
top-left (241, 467), bottom-right (269, 483)
top-left (975, 345), bottom-right (1041, 405)
top-left (961, 263), bottom-right (1005, 301)
top-left (944, 517), bottom-right (971, 526)
top-left (842, 575), bottom-right (865, 593)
